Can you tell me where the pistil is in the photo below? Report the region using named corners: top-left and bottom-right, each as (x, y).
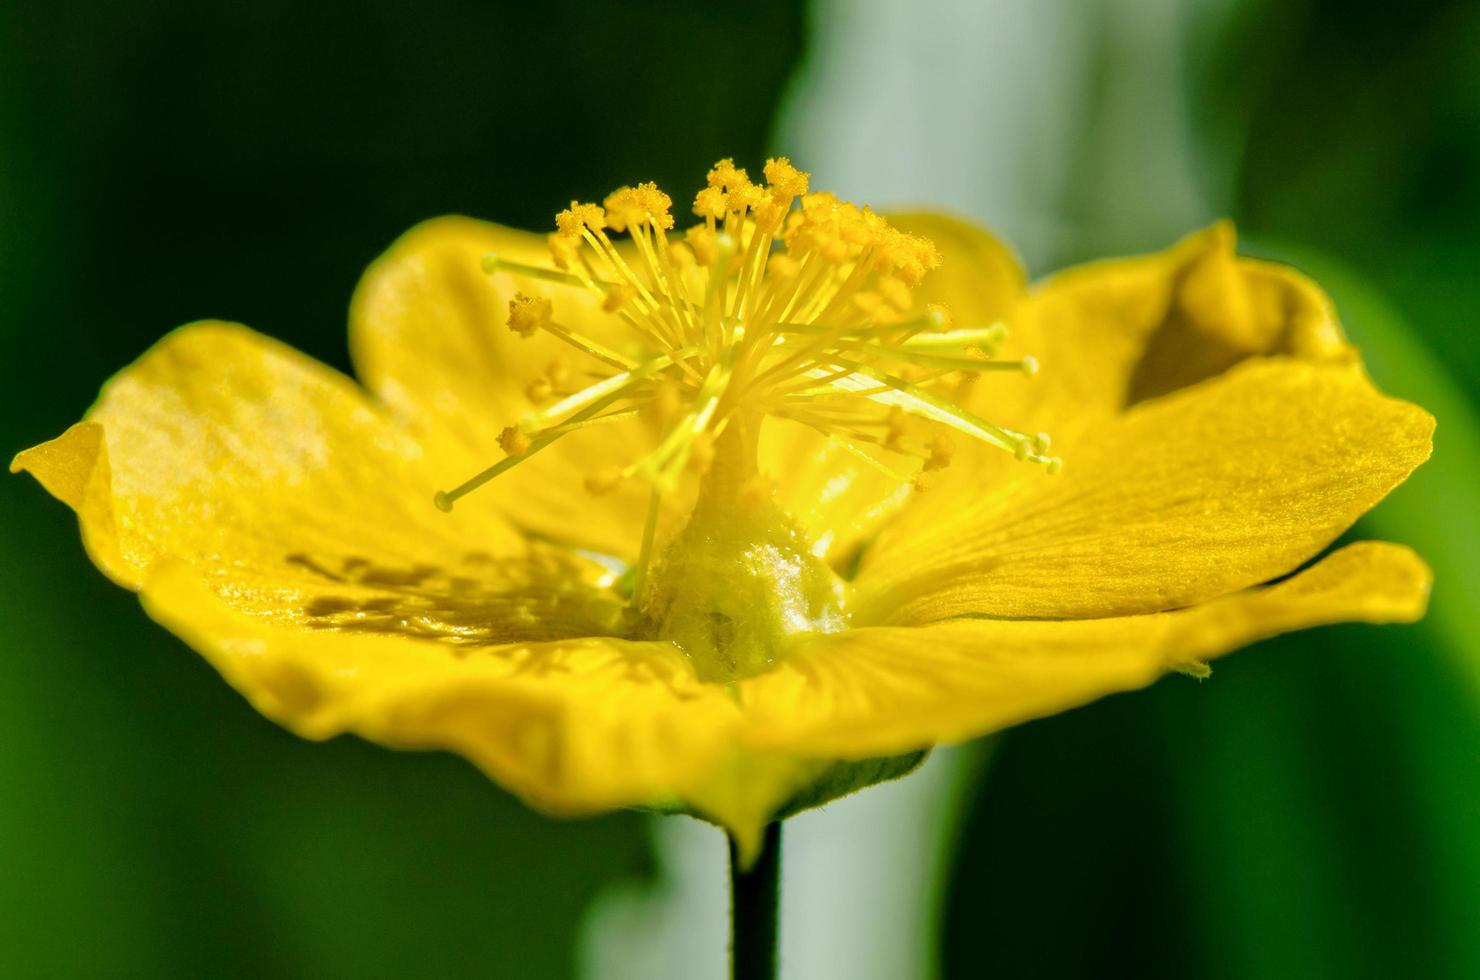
top-left (637, 416), bottom-right (847, 682)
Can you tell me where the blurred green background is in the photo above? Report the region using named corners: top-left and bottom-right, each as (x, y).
top-left (2, 1), bottom-right (1476, 977)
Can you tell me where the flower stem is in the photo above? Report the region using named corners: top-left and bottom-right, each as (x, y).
top-left (729, 822), bottom-right (782, 980)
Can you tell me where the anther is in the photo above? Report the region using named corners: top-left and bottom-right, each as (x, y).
top-left (498, 425), bottom-right (530, 456)
top-left (556, 202), bottom-right (605, 237)
top-left (507, 293), bottom-right (552, 337)
top-left (763, 157), bottom-right (810, 199)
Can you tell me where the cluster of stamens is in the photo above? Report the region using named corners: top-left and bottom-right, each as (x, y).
top-left (434, 158), bottom-right (1060, 523)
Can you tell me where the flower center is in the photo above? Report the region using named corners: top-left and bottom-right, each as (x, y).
top-left (432, 158), bottom-right (1062, 670)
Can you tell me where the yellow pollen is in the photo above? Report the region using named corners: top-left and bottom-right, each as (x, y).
top-left (436, 157), bottom-right (1062, 569)
top-left (763, 157), bottom-right (810, 199)
top-left (498, 425), bottom-right (531, 456)
top-left (693, 186), bottom-right (728, 220)
top-left (707, 158), bottom-right (749, 191)
top-left (555, 202), bottom-right (605, 237)
top-left (604, 182), bottom-right (674, 232)
top-left (507, 293), bottom-right (552, 337)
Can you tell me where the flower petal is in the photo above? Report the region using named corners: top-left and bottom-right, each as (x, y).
top-left (12, 322), bottom-right (623, 642)
top-left (758, 419), bottom-right (914, 565)
top-left (139, 558), bottom-right (743, 815)
top-left (854, 358), bottom-right (1433, 623)
top-left (1019, 221), bottom-right (1355, 428)
top-left (740, 542), bottom-right (1431, 759)
top-left (882, 223), bottom-right (1366, 539)
top-left (349, 216), bottom-right (680, 560)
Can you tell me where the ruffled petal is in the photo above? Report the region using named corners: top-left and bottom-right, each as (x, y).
top-left (349, 216), bottom-right (684, 561)
top-left (854, 358), bottom-right (1433, 624)
top-left (1017, 221), bottom-right (1354, 430)
top-left (886, 223), bottom-right (1365, 538)
top-left (12, 322), bottom-right (622, 642)
top-left (140, 559), bottom-right (743, 814)
top-left (740, 542), bottom-right (1431, 759)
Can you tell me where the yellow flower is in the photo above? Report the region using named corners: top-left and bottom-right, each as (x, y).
top-left (13, 161), bottom-right (1433, 861)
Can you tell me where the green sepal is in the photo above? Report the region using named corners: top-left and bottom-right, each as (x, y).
top-left (631, 749), bottom-right (930, 824)
top-left (771, 750), bottom-right (930, 819)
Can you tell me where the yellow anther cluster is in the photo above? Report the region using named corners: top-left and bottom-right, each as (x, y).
top-left (439, 156), bottom-right (1061, 527)
top-left (762, 157), bottom-right (809, 199)
top-left (555, 202), bottom-right (605, 238)
top-left (693, 186), bottom-right (728, 221)
top-left (707, 158), bottom-right (748, 191)
top-left (701, 158), bottom-right (764, 214)
top-left (498, 425), bottom-right (531, 456)
top-left (783, 192), bottom-right (940, 285)
top-left (605, 182), bottom-right (674, 233)
top-left (506, 293), bottom-right (552, 337)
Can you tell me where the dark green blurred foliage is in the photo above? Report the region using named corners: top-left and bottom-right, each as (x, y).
top-left (0, 2), bottom-right (802, 977)
top-left (1220, 0), bottom-right (1480, 398)
top-left (945, 2), bottom-right (1480, 977)
top-left (946, 629), bottom-right (1480, 979)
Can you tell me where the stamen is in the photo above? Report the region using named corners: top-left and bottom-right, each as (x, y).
top-left (484, 254), bottom-right (596, 289)
top-left (439, 158), bottom-right (1063, 563)
top-left (631, 486), bottom-right (664, 601)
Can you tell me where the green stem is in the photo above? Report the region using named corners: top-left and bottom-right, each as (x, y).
top-left (730, 822), bottom-right (782, 980)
